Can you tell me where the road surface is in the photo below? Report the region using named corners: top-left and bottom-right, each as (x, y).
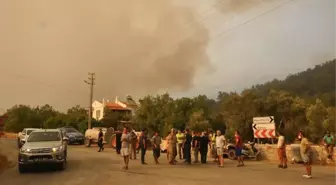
top-left (0, 140), bottom-right (335, 185)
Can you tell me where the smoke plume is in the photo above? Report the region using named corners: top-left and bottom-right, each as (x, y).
top-left (0, 0), bottom-right (210, 109)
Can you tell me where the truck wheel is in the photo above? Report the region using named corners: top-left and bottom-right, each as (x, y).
top-left (79, 140), bottom-right (84, 145)
top-left (18, 164), bottom-right (27, 174)
top-left (228, 149), bottom-right (236, 160)
top-left (58, 160), bottom-right (67, 171)
top-left (84, 138), bottom-right (91, 147)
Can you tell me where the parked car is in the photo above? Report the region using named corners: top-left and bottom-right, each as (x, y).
top-left (17, 128), bottom-right (41, 148)
top-left (59, 127), bottom-right (85, 145)
top-left (18, 129), bottom-right (68, 173)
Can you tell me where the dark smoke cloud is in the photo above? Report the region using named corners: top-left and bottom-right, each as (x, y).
top-left (0, 0), bottom-right (211, 109)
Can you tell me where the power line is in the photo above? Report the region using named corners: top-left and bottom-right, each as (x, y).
top-left (84, 72), bottom-right (95, 129)
top-left (211, 0), bottom-right (295, 40)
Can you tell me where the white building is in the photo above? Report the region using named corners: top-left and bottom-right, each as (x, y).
top-left (92, 96), bottom-right (138, 121)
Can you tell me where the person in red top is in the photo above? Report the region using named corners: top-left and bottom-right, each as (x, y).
top-left (235, 130), bottom-right (244, 167)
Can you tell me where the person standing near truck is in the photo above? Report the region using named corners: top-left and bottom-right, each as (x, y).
top-left (98, 128), bottom-right (104, 152)
top-left (192, 132), bottom-right (200, 163)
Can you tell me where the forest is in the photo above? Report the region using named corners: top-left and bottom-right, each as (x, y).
top-left (3, 59), bottom-right (335, 143)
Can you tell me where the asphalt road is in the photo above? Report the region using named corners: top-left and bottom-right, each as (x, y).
top-left (0, 140), bottom-right (335, 185)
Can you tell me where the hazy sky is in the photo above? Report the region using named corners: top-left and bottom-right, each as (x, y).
top-left (0, 0), bottom-right (335, 112)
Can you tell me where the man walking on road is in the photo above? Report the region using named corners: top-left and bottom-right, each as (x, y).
top-left (299, 131), bottom-right (312, 179)
top-left (277, 131), bottom-right (287, 168)
top-left (151, 131), bottom-right (161, 164)
top-left (216, 130), bottom-right (226, 167)
top-left (183, 129), bottom-right (192, 164)
top-left (176, 129), bottom-right (185, 160)
top-left (139, 130), bottom-right (148, 165)
top-left (235, 130), bottom-right (244, 167)
top-left (121, 127), bottom-right (131, 170)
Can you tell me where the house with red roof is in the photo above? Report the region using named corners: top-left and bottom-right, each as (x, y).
top-left (92, 96), bottom-right (139, 121)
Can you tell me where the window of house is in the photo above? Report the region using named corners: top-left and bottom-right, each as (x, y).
top-left (96, 110), bottom-right (101, 119)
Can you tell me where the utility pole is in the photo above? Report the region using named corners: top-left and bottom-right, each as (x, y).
top-left (84, 73), bottom-right (95, 129)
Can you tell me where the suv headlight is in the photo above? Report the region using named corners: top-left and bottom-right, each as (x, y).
top-left (20, 148), bottom-right (31, 153)
top-left (52, 146), bottom-right (64, 152)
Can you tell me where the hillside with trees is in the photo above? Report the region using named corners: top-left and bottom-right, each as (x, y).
top-left (2, 59), bottom-right (335, 143)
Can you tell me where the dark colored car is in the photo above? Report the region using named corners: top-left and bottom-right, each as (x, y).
top-left (59, 127), bottom-right (84, 145)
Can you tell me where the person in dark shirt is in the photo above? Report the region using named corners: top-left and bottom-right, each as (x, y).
top-left (139, 129), bottom-right (148, 165)
top-left (192, 132), bottom-right (201, 163)
top-left (183, 129), bottom-right (192, 164)
top-left (115, 129), bottom-right (122, 154)
top-left (98, 129), bottom-right (104, 152)
top-left (200, 131), bottom-right (210, 164)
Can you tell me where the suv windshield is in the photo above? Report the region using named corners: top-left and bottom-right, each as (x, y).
top-left (65, 128), bottom-right (78, 133)
top-left (27, 130), bottom-right (35, 135)
top-left (27, 132), bottom-right (61, 142)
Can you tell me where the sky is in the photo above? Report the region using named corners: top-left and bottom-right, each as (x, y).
top-left (0, 0), bottom-right (335, 112)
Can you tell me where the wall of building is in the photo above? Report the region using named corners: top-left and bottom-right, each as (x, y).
top-left (92, 101), bottom-right (104, 121)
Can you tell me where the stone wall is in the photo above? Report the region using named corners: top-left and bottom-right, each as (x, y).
top-left (257, 144), bottom-right (336, 165)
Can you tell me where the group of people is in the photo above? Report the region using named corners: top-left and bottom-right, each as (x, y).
top-left (276, 130), bottom-right (335, 179)
top-left (110, 127), bottom-right (245, 170)
top-left (97, 126), bottom-right (334, 179)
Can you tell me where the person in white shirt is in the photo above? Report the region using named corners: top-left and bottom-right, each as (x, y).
top-left (276, 131), bottom-right (287, 169)
top-left (215, 130), bottom-right (226, 167)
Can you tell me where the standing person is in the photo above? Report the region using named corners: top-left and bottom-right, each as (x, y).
top-left (98, 128), bottom-right (104, 152)
top-left (166, 128), bottom-right (177, 165)
top-left (129, 130), bottom-right (138, 160)
top-left (235, 130), bottom-right (244, 167)
top-left (151, 131), bottom-right (161, 164)
top-left (209, 131), bottom-right (217, 162)
top-left (120, 127), bottom-right (131, 170)
top-left (323, 131), bottom-right (334, 159)
top-left (216, 130), bottom-right (226, 167)
top-left (192, 132), bottom-right (200, 163)
top-left (200, 131), bottom-right (210, 164)
top-left (139, 130), bottom-right (148, 165)
top-left (277, 131), bottom-right (287, 168)
top-left (176, 129), bottom-right (185, 160)
top-left (183, 129), bottom-right (192, 164)
top-left (299, 131), bottom-right (312, 179)
top-left (115, 129), bottom-right (122, 154)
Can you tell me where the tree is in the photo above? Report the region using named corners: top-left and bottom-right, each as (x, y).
top-left (305, 99), bottom-right (328, 143)
top-left (4, 105), bottom-right (43, 132)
